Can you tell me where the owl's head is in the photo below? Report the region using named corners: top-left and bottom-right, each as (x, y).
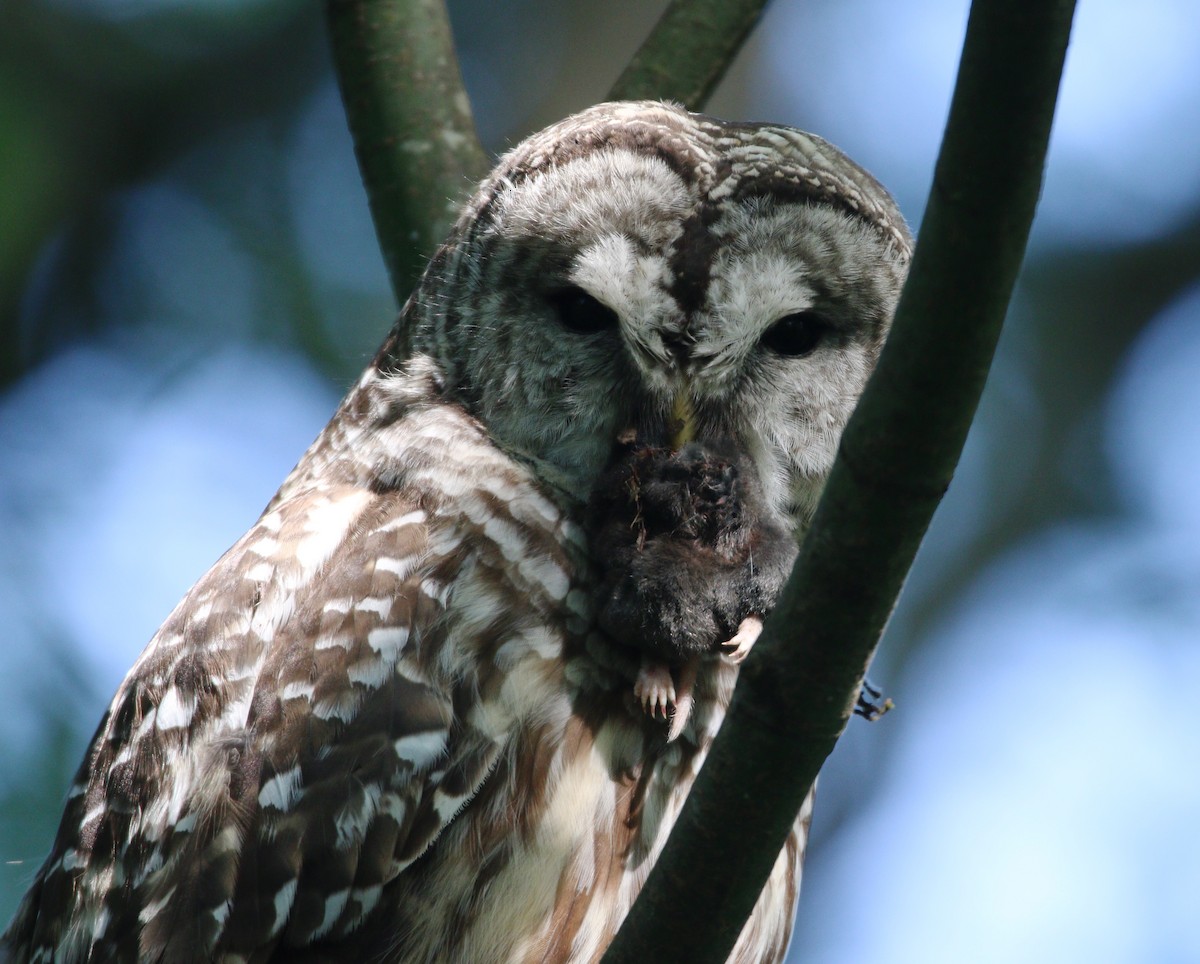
top-left (395, 101), bottom-right (911, 526)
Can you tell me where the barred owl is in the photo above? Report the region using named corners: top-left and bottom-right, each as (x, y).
top-left (3, 101), bottom-right (910, 963)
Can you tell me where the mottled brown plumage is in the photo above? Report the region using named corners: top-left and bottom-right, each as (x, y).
top-left (3, 101), bottom-right (910, 963)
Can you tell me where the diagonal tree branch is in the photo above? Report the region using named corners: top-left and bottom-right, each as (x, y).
top-left (601, 1), bottom-right (1078, 961)
top-left (607, 0), bottom-right (773, 110)
top-left (326, 0), bottom-right (770, 309)
top-left (326, 0), bottom-right (490, 306)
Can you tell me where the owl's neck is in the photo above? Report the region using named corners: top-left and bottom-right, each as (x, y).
top-left (271, 353), bottom-right (591, 524)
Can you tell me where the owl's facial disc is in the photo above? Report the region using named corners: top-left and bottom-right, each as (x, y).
top-left (408, 102), bottom-right (911, 522)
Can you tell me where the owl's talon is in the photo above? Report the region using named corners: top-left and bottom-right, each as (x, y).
top-left (854, 677), bottom-right (894, 721)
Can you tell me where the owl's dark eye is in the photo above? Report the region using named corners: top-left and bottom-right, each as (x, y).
top-left (761, 311), bottom-right (828, 357)
top-left (551, 286), bottom-right (619, 335)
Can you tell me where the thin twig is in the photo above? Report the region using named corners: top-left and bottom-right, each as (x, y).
top-left (608, 0), bottom-right (772, 109)
top-left (325, 0), bottom-right (489, 306)
top-left (601, 0), bottom-right (1077, 960)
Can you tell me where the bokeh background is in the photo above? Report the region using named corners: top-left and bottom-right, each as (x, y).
top-left (2, 1), bottom-right (1198, 960)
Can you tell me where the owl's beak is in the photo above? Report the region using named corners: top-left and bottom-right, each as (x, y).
top-left (669, 391), bottom-right (696, 450)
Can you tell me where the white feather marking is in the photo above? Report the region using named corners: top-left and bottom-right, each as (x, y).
top-left (173, 811), bottom-right (198, 835)
top-left (374, 556), bottom-right (417, 580)
top-left (80, 804), bottom-right (106, 829)
top-left (313, 690), bottom-right (361, 722)
top-left (322, 597), bottom-right (353, 614)
top-left (503, 661), bottom-right (568, 731)
top-left (421, 578), bottom-right (450, 606)
top-left (132, 706), bottom-right (158, 741)
top-left (367, 626), bottom-right (409, 658)
top-left (465, 699), bottom-right (511, 739)
top-left (312, 889), bottom-right (350, 939)
top-left (517, 554), bottom-right (570, 601)
top-left (211, 899), bottom-right (232, 930)
top-left (296, 490), bottom-right (372, 574)
top-left (155, 687), bottom-right (195, 731)
top-left (86, 863), bottom-right (115, 896)
top-left (334, 784), bottom-right (380, 848)
top-left (258, 765), bottom-right (303, 812)
top-left (431, 787), bottom-right (470, 823)
top-left (259, 510), bottom-right (283, 531)
top-left (268, 879), bottom-right (298, 938)
top-left (478, 475), bottom-right (518, 503)
top-left (211, 825), bottom-right (241, 854)
top-left (280, 680), bottom-right (315, 701)
top-left (315, 633), bottom-right (354, 651)
top-left (379, 793), bottom-right (407, 824)
top-left (355, 595), bottom-right (393, 618)
top-left (347, 657), bottom-right (392, 689)
top-left (481, 514), bottom-right (528, 563)
top-left (392, 730), bottom-right (448, 767)
top-left (131, 848), bottom-right (164, 887)
top-left (165, 760), bottom-right (199, 825)
top-left (250, 593), bottom-right (295, 643)
top-left (247, 537), bottom-right (279, 557)
top-left (217, 687), bottom-right (255, 729)
top-left (138, 887), bottom-right (176, 925)
top-left (395, 657), bottom-right (431, 685)
top-left (90, 907), bottom-right (110, 940)
top-left (454, 583), bottom-right (504, 634)
top-left (518, 489), bottom-right (560, 525)
top-left (244, 561), bottom-right (274, 582)
top-left (190, 599), bottom-right (213, 623)
top-left (421, 471), bottom-right (471, 498)
top-left (377, 509), bottom-right (426, 532)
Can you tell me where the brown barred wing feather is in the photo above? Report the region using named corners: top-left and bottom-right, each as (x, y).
top-left (6, 485), bottom-right (494, 962)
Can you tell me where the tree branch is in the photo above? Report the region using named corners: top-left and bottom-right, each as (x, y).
top-left (607, 0), bottom-right (772, 109)
top-left (325, 0), bottom-right (489, 306)
top-left (601, 1), bottom-right (1077, 961)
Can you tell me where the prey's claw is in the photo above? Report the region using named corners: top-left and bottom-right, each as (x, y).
top-left (720, 615), bottom-right (764, 664)
top-left (665, 658), bottom-right (699, 743)
top-left (635, 662), bottom-right (675, 719)
top-left (634, 657), bottom-right (701, 742)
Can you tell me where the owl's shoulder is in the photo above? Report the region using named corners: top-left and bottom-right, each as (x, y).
top-left (5, 384), bottom-right (591, 961)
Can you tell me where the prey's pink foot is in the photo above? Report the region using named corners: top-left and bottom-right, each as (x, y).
top-left (635, 660), bottom-right (675, 719)
top-left (721, 615), bottom-right (764, 664)
top-left (635, 657), bottom-right (700, 743)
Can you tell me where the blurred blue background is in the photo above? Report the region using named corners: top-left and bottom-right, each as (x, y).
top-left (1, 1), bottom-right (1198, 960)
